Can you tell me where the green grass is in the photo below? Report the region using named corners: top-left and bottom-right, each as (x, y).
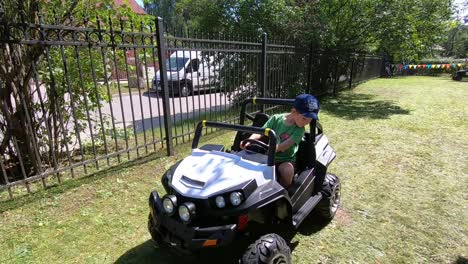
top-left (1, 76), bottom-right (467, 263)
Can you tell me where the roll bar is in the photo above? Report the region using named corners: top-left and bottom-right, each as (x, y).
top-left (192, 121), bottom-right (277, 166)
top-left (239, 97), bottom-right (321, 139)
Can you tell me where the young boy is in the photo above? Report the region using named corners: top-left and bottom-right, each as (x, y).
top-left (240, 94), bottom-right (319, 189)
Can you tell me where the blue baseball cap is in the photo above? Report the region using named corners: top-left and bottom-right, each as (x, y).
top-left (294, 94), bottom-right (319, 120)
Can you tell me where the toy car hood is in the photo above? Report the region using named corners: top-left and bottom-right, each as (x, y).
top-left (169, 149), bottom-right (274, 199)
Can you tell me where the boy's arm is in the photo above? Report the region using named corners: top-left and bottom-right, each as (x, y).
top-left (241, 115), bottom-right (277, 149)
top-left (248, 133), bottom-right (263, 140)
top-left (278, 128), bottom-right (304, 152)
top-left (276, 138), bottom-right (295, 152)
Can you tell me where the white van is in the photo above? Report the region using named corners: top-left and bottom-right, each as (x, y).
top-left (151, 51), bottom-right (219, 97)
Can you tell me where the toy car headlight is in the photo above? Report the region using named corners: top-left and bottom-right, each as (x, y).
top-left (162, 195), bottom-right (177, 215)
top-left (215, 196), bottom-right (226, 208)
top-left (178, 202), bottom-right (196, 223)
top-left (230, 192), bottom-right (243, 206)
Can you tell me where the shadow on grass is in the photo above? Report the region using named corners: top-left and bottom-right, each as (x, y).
top-left (115, 218), bottom-right (330, 264)
top-left (115, 239), bottom-right (242, 264)
top-left (454, 256), bottom-right (468, 264)
top-left (0, 150), bottom-right (165, 213)
top-left (276, 217), bottom-right (331, 252)
top-left (114, 240), bottom-right (174, 264)
top-left (321, 93), bottom-right (410, 120)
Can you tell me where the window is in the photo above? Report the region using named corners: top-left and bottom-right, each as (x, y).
top-left (189, 59), bottom-right (200, 72)
top-left (166, 57), bottom-right (189, 72)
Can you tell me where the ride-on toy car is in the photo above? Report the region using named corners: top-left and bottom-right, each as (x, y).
top-left (452, 69), bottom-right (467, 81)
top-left (148, 98), bottom-right (341, 263)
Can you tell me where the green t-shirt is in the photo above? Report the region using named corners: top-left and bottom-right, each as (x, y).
top-left (262, 113), bottom-right (305, 162)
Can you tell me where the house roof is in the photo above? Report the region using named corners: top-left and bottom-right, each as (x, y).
top-left (114, 0), bottom-right (146, 15)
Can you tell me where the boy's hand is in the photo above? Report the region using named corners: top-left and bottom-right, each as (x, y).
top-left (240, 140), bottom-right (251, 150)
top-left (276, 144), bottom-right (283, 152)
top-left (276, 144), bottom-right (285, 152)
top-left (276, 139), bottom-right (294, 152)
top-left (241, 134), bottom-right (262, 150)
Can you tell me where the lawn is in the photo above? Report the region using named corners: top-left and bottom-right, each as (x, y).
top-left (0, 76), bottom-right (466, 263)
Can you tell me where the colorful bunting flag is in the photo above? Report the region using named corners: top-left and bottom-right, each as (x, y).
top-left (399, 63), bottom-right (464, 70)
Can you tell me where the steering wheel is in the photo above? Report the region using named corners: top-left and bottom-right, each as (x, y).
top-left (242, 139), bottom-right (269, 154)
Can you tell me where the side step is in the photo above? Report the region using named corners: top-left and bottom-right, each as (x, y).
top-left (292, 193), bottom-right (322, 229)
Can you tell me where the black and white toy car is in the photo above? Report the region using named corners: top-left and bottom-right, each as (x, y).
top-left (148, 98), bottom-right (341, 263)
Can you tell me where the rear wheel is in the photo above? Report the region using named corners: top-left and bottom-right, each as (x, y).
top-left (315, 173), bottom-right (341, 220)
top-left (179, 83), bottom-right (191, 97)
top-left (241, 233), bottom-right (291, 264)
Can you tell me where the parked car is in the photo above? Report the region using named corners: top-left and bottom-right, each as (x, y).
top-left (151, 51), bottom-right (219, 97)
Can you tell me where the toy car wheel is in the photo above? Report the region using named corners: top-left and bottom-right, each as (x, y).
top-left (180, 83), bottom-right (191, 97)
top-left (315, 173), bottom-right (341, 220)
top-left (240, 233), bottom-right (291, 264)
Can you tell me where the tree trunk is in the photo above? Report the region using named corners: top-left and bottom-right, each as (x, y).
top-left (0, 43), bottom-right (43, 179)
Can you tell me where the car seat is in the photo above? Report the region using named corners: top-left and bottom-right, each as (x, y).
top-left (295, 133), bottom-right (316, 172)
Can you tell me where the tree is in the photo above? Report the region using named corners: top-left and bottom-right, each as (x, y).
top-left (372, 0), bottom-right (453, 62)
top-left (143, 0), bottom-right (183, 29)
top-left (443, 24), bottom-right (468, 58)
top-left (452, 26), bottom-right (468, 58)
top-left (172, 0), bottom-right (454, 61)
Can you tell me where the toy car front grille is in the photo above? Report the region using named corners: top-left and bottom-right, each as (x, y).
top-left (168, 194), bottom-right (237, 227)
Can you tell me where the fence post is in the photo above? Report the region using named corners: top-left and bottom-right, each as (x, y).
top-left (306, 43), bottom-right (313, 94)
top-left (348, 54), bottom-right (355, 90)
top-left (156, 17), bottom-right (174, 156)
top-left (0, 2), bottom-right (3, 22)
top-left (260, 33), bottom-right (267, 111)
top-left (333, 54), bottom-right (338, 96)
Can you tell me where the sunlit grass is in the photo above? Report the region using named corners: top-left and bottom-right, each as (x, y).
top-left (0, 76), bottom-right (467, 263)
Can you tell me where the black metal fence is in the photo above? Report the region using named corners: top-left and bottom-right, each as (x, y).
top-left (0, 13), bottom-right (382, 200)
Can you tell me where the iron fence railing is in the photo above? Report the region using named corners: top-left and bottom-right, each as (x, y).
top-left (0, 13), bottom-right (382, 200)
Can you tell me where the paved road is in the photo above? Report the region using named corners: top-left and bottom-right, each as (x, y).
top-left (100, 91), bottom-right (233, 133)
top-left (29, 85), bottom-right (237, 150)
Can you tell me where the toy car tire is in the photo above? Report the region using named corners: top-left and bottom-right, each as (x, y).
top-left (315, 173), bottom-right (341, 220)
top-left (240, 233), bottom-right (291, 264)
top-left (180, 83), bottom-right (191, 97)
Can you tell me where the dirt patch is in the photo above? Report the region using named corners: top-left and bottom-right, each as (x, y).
top-left (335, 208), bottom-right (353, 225)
